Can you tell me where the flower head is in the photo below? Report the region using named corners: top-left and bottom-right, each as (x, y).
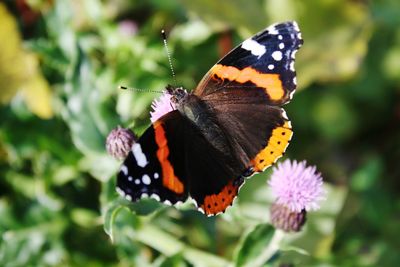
top-left (268, 159), bottom-right (325, 213)
top-left (150, 91), bottom-right (176, 123)
top-left (106, 126), bottom-right (137, 160)
top-left (270, 202), bottom-right (307, 232)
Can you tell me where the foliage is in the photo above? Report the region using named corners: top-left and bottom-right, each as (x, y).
top-left (1, 0), bottom-right (400, 266)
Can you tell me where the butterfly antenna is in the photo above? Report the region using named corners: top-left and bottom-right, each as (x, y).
top-left (118, 85), bottom-right (163, 94)
top-left (161, 29), bottom-right (177, 87)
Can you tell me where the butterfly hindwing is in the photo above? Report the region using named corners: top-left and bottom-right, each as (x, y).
top-left (180, 102), bottom-right (247, 215)
top-left (202, 93), bottom-right (292, 173)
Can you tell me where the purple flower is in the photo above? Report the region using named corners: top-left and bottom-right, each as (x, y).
top-left (268, 159), bottom-right (325, 213)
top-left (106, 126), bottom-right (137, 160)
top-left (150, 91), bottom-right (176, 123)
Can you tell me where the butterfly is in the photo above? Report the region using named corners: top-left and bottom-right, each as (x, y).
top-left (116, 21), bottom-right (303, 216)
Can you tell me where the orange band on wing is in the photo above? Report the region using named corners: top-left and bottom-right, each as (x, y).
top-left (200, 181), bottom-right (239, 216)
top-left (250, 121), bottom-right (292, 172)
top-left (211, 64), bottom-right (285, 101)
top-left (153, 121), bottom-right (184, 194)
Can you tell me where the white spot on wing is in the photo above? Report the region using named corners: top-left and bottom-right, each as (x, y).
top-left (142, 174), bottom-right (151, 185)
top-left (134, 179), bottom-right (140, 185)
top-left (128, 176), bottom-right (133, 181)
top-left (121, 165), bottom-right (128, 176)
top-left (290, 61), bottom-right (295, 71)
top-left (293, 77), bottom-right (297, 85)
top-left (150, 194), bottom-right (160, 201)
top-left (141, 193), bottom-right (149, 198)
top-left (272, 51), bottom-right (283, 61)
top-left (291, 50), bottom-right (298, 59)
top-left (125, 195), bottom-right (132, 201)
top-left (268, 25), bottom-right (279, 35)
top-left (131, 143), bottom-right (148, 167)
top-left (278, 35), bottom-right (283, 40)
top-left (164, 200), bottom-right (172, 206)
top-left (241, 39), bottom-right (266, 57)
top-left (293, 21), bottom-right (300, 31)
top-left (289, 89), bottom-right (296, 100)
top-left (279, 43), bottom-right (285, 49)
top-left (154, 173), bottom-right (159, 179)
top-left (268, 64), bottom-right (274, 70)
top-left (281, 109), bottom-right (289, 120)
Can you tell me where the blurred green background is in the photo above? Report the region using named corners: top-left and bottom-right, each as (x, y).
top-left (1, 0), bottom-right (399, 266)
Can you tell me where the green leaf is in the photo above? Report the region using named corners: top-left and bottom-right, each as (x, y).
top-left (103, 199), bottom-right (136, 242)
top-left (136, 224), bottom-right (231, 267)
top-left (103, 200), bottom-right (126, 242)
top-left (280, 245), bottom-right (309, 256)
top-left (154, 253), bottom-right (187, 267)
top-left (234, 223), bottom-right (276, 267)
top-left (103, 197), bottom-right (162, 241)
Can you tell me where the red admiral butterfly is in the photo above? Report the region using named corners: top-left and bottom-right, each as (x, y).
top-left (116, 21), bottom-right (303, 216)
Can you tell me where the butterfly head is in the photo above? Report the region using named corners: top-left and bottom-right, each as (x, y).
top-left (165, 84), bottom-right (188, 105)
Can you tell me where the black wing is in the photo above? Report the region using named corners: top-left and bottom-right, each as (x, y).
top-left (117, 111), bottom-right (189, 205)
top-left (117, 109), bottom-right (244, 216)
top-left (194, 21), bottom-right (303, 105)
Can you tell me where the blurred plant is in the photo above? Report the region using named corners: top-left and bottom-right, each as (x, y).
top-left (0, 3), bottom-right (53, 119)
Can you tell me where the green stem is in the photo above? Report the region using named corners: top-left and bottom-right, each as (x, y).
top-left (135, 223), bottom-right (231, 267)
top-left (245, 229), bottom-right (285, 267)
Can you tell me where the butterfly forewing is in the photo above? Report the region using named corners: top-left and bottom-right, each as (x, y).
top-left (194, 21), bottom-right (303, 105)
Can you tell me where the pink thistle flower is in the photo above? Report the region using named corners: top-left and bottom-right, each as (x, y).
top-left (106, 126), bottom-right (137, 160)
top-left (150, 91), bottom-right (176, 123)
top-left (268, 159), bottom-right (325, 213)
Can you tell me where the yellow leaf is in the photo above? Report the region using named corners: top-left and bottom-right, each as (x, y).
top-left (21, 69), bottom-right (54, 119)
top-left (0, 3), bottom-right (53, 119)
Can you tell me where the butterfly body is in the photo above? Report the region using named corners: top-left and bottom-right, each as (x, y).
top-left (116, 21), bottom-right (303, 216)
